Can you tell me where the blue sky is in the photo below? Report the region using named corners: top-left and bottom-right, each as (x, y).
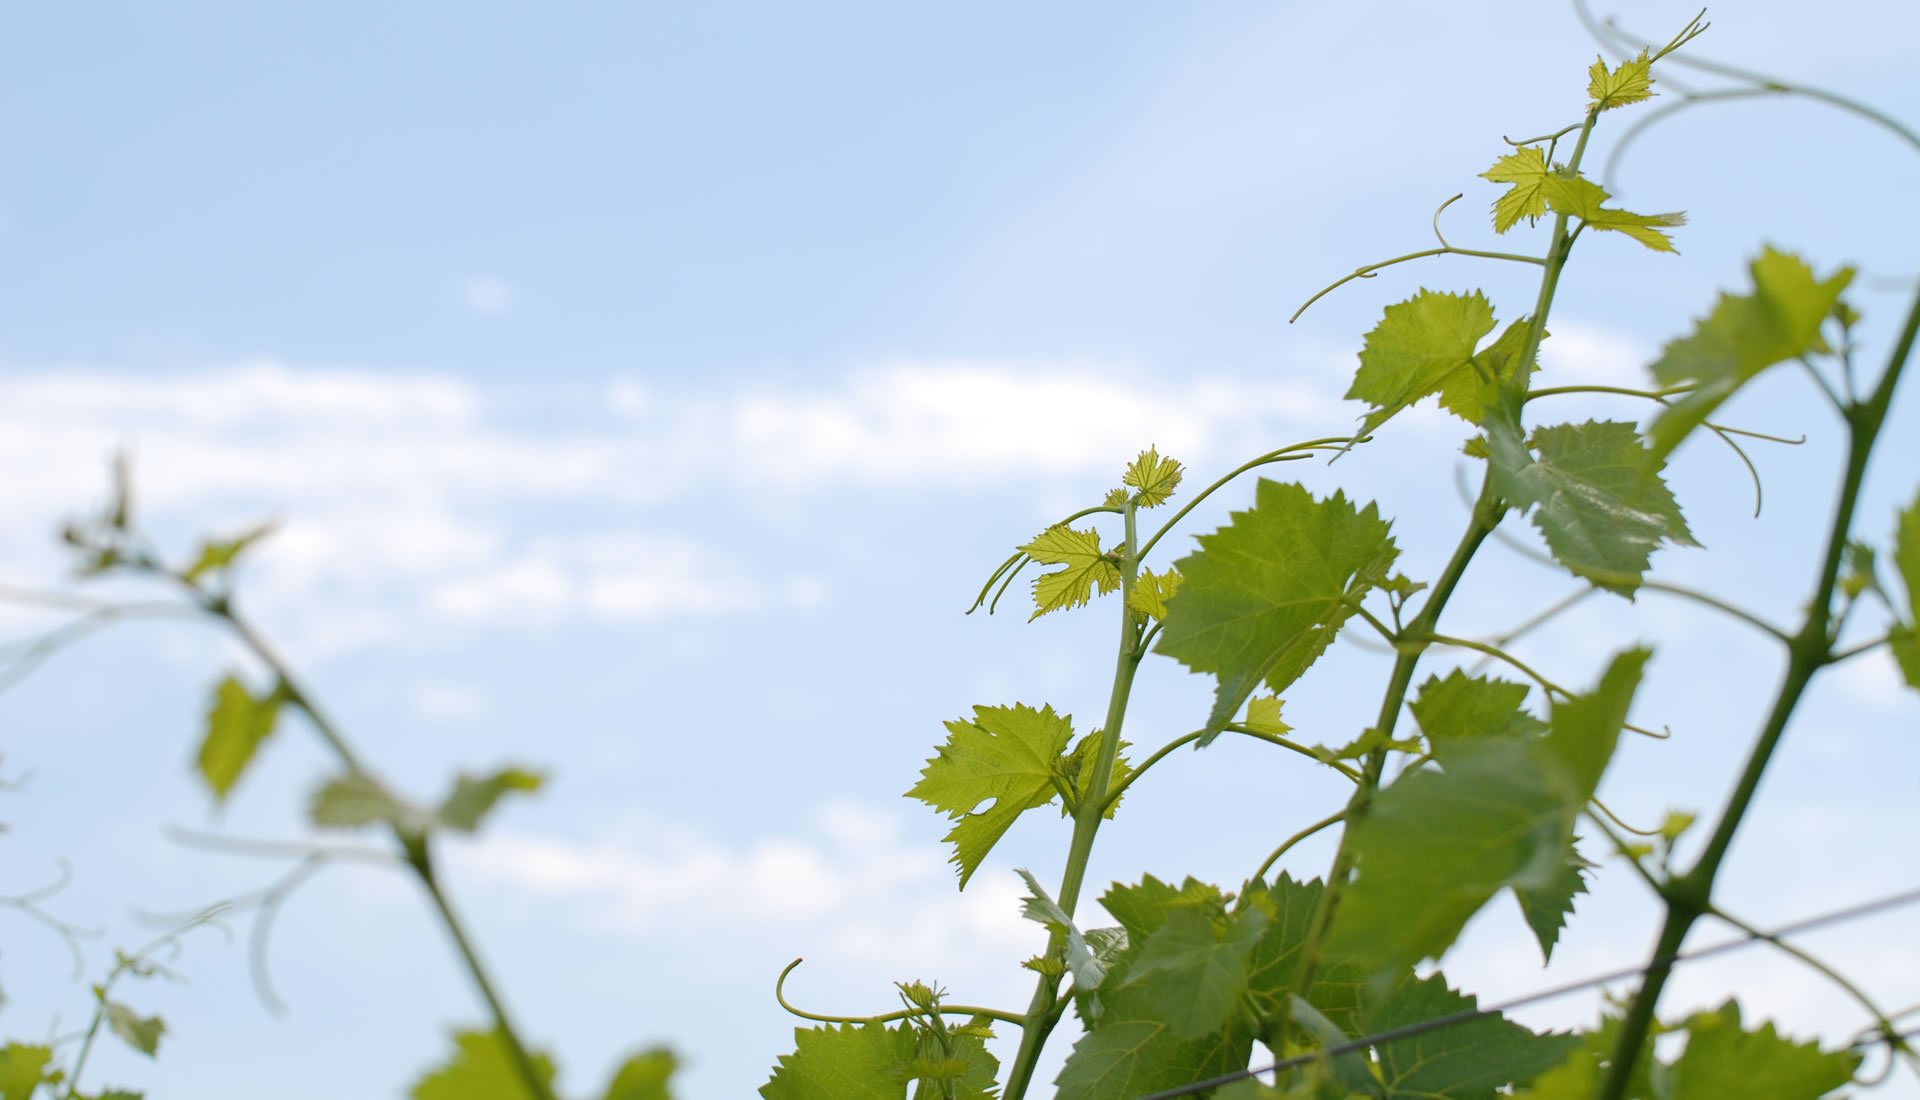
top-left (3, 1), bottom-right (1919, 1097)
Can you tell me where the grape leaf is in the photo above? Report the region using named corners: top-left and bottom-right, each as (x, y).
top-left (1157, 480), bottom-right (1398, 744)
top-left (1365, 973), bottom-right (1581, 1098)
top-left (196, 674), bottom-right (284, 802)
top-left (1347, 290), bottom-right (1499, 436)
top-left (1121, 904), bottom-right (1268, 1040)
top-left (437, 767), bottom-right (545, 832)
top-left (1516, 1015), bottom-right (1658, 1100)
top-left (1103, 487), bottom-right (1130, 508)
top-left (1540, 174), bottom-right (1685, 252)
top-left (1240, 874), bottom-right (1365, 1036)
top-left (1124, 448), bottom-right (1184, 508)
top-left (1240, 696), bottom-right (1291, 738)
top-left (1017, 869), bottom-right (1110, 997)
top-left (907, 704), bottom-right (1076, 887)
top-left (1125, 568), bottom-right (1183, 621)
top-left (1482, 145), bottom-right (1551, 233)
top-left (104, 1002), bottom-right (164, 1057)
top-left (0, 1043), bottom-right (56, 1100)
top-left (1542, 648), bottom-right (1650, 804)
top-left (1669, 1001), bottom-right (1859, 1099)
top-left (1329, 648), bottom-right (1646, 979)
top-left (1407, 670), bottom-right (1546, 766)
top-left (761, 1024), bottom-right (915, 1100)
top-left (1055, 910), bottom-right (1256, 1100)
top-left (1326, 739), bottom-right (1571, 981)
top-left (1892, 489), bottom-right (1920, 688)
top-left (1099, 876), bottom-right (1225, 944)
top-left (1019, 526), bottom-right (1120, 621)
top-left (1442, 318), bottom-right (1542, 424)
top-left (1648, 248), bottom-right (1856, 463)
top-left (600, 1048), bottom-right (677, 1100)
top-left (1285, 994), bottom-right (1380, 1094)
top-left (411, 1029), bottom-right (559, 1100)
top-left (905, 1032), bottom-right (999, 1099)
top-left (1513, 838), bottom-right (1591, 963)
top-left (1058, 731), bottom-right (1132, 820)
top-left (1588, 50), bottom-right (1654, 111)
top-left (310, 773), bottom-right (421, 830)
top-left (181, 521), bottom-right (276, 584)
top-left (1486, 415), bottom-right (1697, 596)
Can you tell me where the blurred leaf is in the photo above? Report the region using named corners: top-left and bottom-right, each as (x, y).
top-left (411, 1029), bottom-right (558, 1100)
top-left (182, 522), bottom-right (276, 584)
top-left (437, 767), bottom-right (545, 832)
top-left (310, 773), bottom-right (418, 830)
top-left (0, 1043), bottom-right (57, 1100)
top-left (601, 1048), bottom-right (678, 1100)
top-left (196, 674), bottom-right (283, 802)
top-left (104, 1002), bottom-right (165, 1057)
top-left (1669, 1001), bottom-right (1858, 1099)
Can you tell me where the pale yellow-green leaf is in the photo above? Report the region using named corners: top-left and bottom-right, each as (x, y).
top-left (1241, 696), bottom-right (1291, 737)
top-left (1481, 145), bottom-right (1551, 233)
top-left (1019, 525), bottom-right (1119, 620)
top-left (1588, 50), bottom-right (1654, 111)
top-left (1127, 568), bottom-right (1183, 621)
top-left (1541, 174), bottom-right (1684, 252)
top-left (1123, 447), bottom-right (1184, 508)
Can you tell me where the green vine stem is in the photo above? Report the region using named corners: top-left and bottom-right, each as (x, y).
top-left (1252, 809), bottom-right (1348, 884)
top-left (1001, 500), bottom-right (1146, 1099)
top-left (1280, 100), bottom-right (1609, 1052)
top-left (1597, 278), bottom-right (1919, 1100)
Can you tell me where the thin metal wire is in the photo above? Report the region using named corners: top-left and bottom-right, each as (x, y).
top-left (1131, 883), bottom-right (1920, 1099)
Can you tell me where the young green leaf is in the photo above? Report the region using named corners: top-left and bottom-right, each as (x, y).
top-left (1241, 874), bottom-right (1365, 1037)
top-left (1669, 1001), bottom-right (1859, 1099)
top-left (907, 704), bottom-right (1076, 887)
top-left (1121, 904), bottom-right (1268, 1040)
top-left (1099, 876), bottom-right (1225, 945)
top-left (1407, 670), bottom-right (1546, 766)
top-left (1054, 974), bottom-right (1254, 1100)
top-left (1017, 869), bottom-right (1109, 997)
top-left (600, 1048), bottom-right (678, 1100)
top-left (0, 1043), bottom-right (56, 1100)
top-left (1486, 415), bottom-right (1697, 596)
top-left (761, 1024), bottom-right (915, 1100)
top-left (1648, 247), bottom-right (1856, 463)
top-left (1240, 696), bottom-right (1290, 738)
top-left (1018, 525), bottom-right (1120, 621)
top-left (1482, 145), bottom-right (1551, 233)
top-left (904, 1032), bottom-right (1000, 1099)
top-left (1125, 568), bottom-right (1183, 621)
top-left (1103, 487), bottom-right (1130, 508)
top-left (437, 767), bottom-right (545, 832)
top-left (1157, 480), bottom-right (1398, 743)
top-left (1516, 1013), bottom-right (1661, 1099)
top-left (1058, 731), bottom-right (1132, 819)
top-left (1542, 648), bottom-right (1651, 805)
top-left (1513, 838), bottom-right (1591, 963)
top-left (410, 1029), bottom-right (558, 1100)
top-left (1540, 174), bottom-right (1685, 252)
top-left (310, 773), bottom-right (419, 830)
top-left (104, 1002), bottom-right (165, 1057)
top-left (196, 674), bottom-right (284, 802)
top-left (1588, 50), bottom-right (1655, 111)
top-left (1347, 290), bottom-right (1500, 436)
top-left (1445, 318), bottom-right (1543, 424)
top-left (1123, 447), bottom-right (1184, 508)
top-left (1363, 973), bottom-right (1581, 1098)
top-left (181, 521), bottom-right (276, 585)
top-left (1892, 489), bottom-right (1920, 688)
top-left (1326, 739), bottom-right (1572, 981)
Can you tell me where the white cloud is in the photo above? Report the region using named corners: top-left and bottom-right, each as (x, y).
top-left (1539, 320), bottom-right (1656, 388)
top-left (411, 680), bottom-right (489, 721)
top-left (444, 801), bottom-right (1043, 973)
top-left (0, 356), bottom-right (1387, 658)
top-left (460, 275), bottom-right (515, 315)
